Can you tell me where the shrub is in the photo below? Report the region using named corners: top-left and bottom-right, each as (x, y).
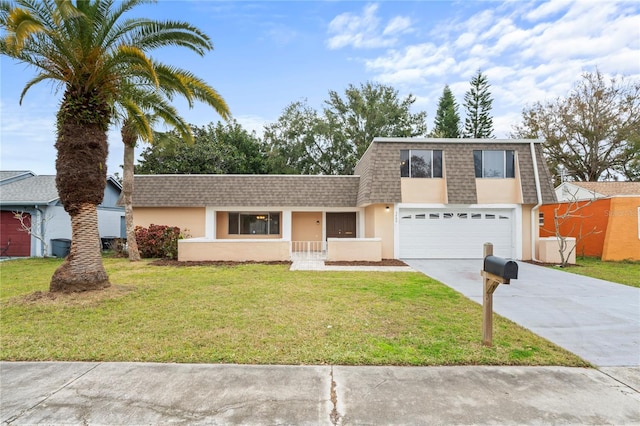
top-left (135, 224), bottom-right (181, 259)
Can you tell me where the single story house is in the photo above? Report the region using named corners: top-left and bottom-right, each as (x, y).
top-left (539, 181), bottom-right (640, 261)
top-left (131, 138), bottom-right (556, 262)
top-left (0, 170), bottom-right (125, 257)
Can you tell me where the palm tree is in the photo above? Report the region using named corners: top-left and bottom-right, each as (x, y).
top-left (0, 0), bottom-right (216, 292)
top-left (117, 68), bottom-right (229, 261)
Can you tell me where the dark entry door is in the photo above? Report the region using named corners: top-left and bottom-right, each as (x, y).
top-left (326, 212), bottom-right (356, 239)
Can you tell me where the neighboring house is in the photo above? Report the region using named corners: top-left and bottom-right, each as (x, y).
top-left (0, 171), bottom-right (124, 257)
top-left (132, 138), bottom-right (556, 262)
top-left (540, 181), bottom-right (640, 261)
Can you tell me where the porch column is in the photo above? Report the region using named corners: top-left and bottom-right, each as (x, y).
top-left (282, 210), bottom-right (292, 241)
top-left (205, 207), bottom-right (216, 239)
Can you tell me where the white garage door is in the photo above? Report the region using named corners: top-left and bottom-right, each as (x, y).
top-left (399, 208), bottom-right (514, 259)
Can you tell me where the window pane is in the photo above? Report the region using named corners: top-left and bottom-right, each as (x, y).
top-left (473, 151), bottom-right (482, 178)
top-left (433, 150), bottom-right (443, 178)
top-left (400, 150), bottom-right (410, 177)
top-left (411, 150), bottom-right (431, 178)
top-left (269, 212), bottom-right (280, 234)
top-left (483, 151), bottom-right (504, 178)
top-left (506, 150), bottom-right (515, 178)
top-left (228, 212), bottom-right (239, 234)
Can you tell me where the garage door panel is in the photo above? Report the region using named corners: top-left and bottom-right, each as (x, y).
top-left (399, 209), bottom-right (513, 259)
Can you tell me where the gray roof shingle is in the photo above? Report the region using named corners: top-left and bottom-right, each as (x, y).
top-left (132, 175), bottom-right (361, 207)
top-left (0, 175), bottom-right (59, 205)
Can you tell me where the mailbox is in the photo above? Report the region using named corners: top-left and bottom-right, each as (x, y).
top-left (483, 255), bottom-right (518, 280)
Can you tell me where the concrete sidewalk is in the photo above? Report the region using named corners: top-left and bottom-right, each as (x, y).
top-left (2, 362), bottom-right (639, 425)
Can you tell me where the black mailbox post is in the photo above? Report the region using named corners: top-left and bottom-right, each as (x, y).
top-left (480, 243), bottom-right (519, 347)
top-left (483, 255), bottom-right (518, 281)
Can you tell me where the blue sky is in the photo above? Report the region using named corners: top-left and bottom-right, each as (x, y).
top-left (1, 0), bottom-right (639, 176)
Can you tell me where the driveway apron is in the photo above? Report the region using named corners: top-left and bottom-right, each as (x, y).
top-left (404, 259), bottom-right (640, 367)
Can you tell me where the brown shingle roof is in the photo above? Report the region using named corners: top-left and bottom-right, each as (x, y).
top-left (570, 181), bottom-right (640, 196)
top-left (132, 175), bottom-right (361, 207)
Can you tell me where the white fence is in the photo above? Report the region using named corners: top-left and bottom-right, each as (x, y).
top-left (291, 241), bottom-right (327, 261)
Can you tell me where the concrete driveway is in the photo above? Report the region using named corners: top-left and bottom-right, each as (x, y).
top-left (404, 259), bottom-right (640, 367)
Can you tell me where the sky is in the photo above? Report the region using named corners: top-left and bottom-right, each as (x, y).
top-left (1, 0), bottom-right (639, 177)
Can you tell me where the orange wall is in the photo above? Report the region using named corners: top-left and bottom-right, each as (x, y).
top-left (134, 207), bottom-right (205, 238)
top-left (539, 199), bottom-right (610, 258)
top-left (602, 197), bottom-right (640, 261)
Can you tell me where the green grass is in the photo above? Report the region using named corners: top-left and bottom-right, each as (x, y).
top-left (0, 258), bottom-right (588, 366)
top-left (558, 257), bottom-right (640, 288)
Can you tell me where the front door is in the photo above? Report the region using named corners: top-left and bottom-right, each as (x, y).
top-left (326, 212), bottom-right (356, 239)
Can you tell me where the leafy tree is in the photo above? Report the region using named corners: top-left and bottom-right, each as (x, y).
top-left (264, 82), bottom-right (428, 174)
top-left (0, 0), bottom-right (215, 292)
top-left (463, 70), bottom-right (494, 138)
top-left (512, 70), bottom-right (640, 183)
top-left (118, 66), bottom-right (229, 261)
top-left (431, 85), bottom-right (461, 138)
top-left (263, 100), bottom-right (351, 175)
top-left (136, 121), bottom-right (266, 175)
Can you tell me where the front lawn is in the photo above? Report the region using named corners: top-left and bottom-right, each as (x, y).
top-left (560, 257), bottom-right (640, 288)
top-left (0, 258), bottom-right (588, 366)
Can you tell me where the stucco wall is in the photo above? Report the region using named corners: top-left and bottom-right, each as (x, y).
top-left (538, 237), bottom-right (576, 264)
top-left (476, 179), bottom-right (523, 204)
top-left (400, 178), bottom-right (447, 203)
top-left (326, 238), bottom-right (382, 262)
top-left (134, 207), bottom-right (206, 238)
top-left (292, 212), bottom-right (322, 241)
top-left (602, 197), bottom-right (640, 261)
top-left (363, 204), bottom-right (394, 259)
top-left (522, 205), bottom-right (532, 261)
top-left (178, 238), bottom-right (290, 261)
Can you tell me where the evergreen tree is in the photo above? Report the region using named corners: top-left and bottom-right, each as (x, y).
top-left (432, 85), bottom-right (461, 138)
top-left (463, 70), bottom-right (494, 138)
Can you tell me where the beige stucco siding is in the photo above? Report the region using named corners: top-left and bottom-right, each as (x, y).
top-left (401, 178), bottom-right (447, 203)
top-left (179, 239), bottom-right (290, 261)
top-left (292, 212), bottom-right (322, 241)
top-left (363, 204), bottom-right (394, 259)
top-left (476, 179), bottom-right (523, 204)
top-left (326, 238), bottom-right (382, 261)
top-left (522, 204), bottom-right (533, 260)
top-left (134, 207), bottom-right (205, 237)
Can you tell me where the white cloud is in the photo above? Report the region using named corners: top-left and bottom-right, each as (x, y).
top-left (352, 0), bottom-right (639, 135)
top-left (326, 3), bottom-right (413, 49)
top-left (383, 16), bottom-right (412, 36)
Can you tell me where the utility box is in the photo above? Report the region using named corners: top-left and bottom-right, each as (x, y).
top-left (483, 255), bottom-right (518, 280)
top-left (51, 238), bottom-right (71, 258)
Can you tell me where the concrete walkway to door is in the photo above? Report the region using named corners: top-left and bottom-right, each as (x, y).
top-left (404, 259), bottom-right (640, 367)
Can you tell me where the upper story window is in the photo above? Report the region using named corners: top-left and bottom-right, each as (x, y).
top-left (473, 150), bottom-right (515, 178)
top-left (228, 212), bottom-right (280, 235)
top-left (400, 150), bottom-right (443, 178)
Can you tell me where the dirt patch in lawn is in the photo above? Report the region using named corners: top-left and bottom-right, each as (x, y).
top-left (325, 259), bottom-right (408, 267)
top-left (150, 259), bottom-right (292, 267)
top-left (7, 285), bottom-right (136, 307)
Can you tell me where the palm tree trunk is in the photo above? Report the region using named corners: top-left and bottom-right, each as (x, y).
top-left (123, 138), bottom-right (141, 261)
top-left (51, 92), bottom-right (111, 292)
top-left (50, 203), bottom-right (110, 292)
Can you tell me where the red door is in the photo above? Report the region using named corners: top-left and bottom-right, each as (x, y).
top-left (0, 211), bottom-right (31, 256)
